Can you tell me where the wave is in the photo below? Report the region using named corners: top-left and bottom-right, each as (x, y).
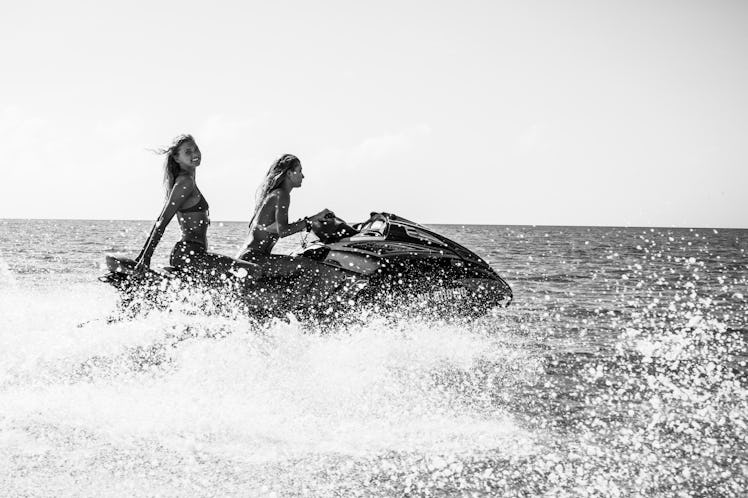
top-left (0, 257), bottom-right (17, 285)
top-left (0, 284), bottom-right (542, 495)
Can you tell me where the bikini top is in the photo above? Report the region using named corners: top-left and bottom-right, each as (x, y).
top-left (179, 190), bottom-right (209, 213)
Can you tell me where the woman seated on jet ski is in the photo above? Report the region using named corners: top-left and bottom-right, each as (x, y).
top-left (134, 134), bottom-right (258, 280)
top-left (237, 154), bottom-right (339, 280)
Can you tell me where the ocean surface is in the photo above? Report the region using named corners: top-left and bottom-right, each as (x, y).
top-left (0, 218), bottom-right (746, 497)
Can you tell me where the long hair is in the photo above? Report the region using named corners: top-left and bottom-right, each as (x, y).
top-left (250, 154), bottom-right (300, 223)
top-left (154, 134), bottom-right (195, 198)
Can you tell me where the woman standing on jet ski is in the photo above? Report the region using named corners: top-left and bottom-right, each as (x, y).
top-left (237, 154), bottom-right (336, 279)
top-left (134, 134), bottom-right (257, 278)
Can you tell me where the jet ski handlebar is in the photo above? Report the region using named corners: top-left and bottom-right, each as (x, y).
top-left (310, 214), bottom-right (359, 244)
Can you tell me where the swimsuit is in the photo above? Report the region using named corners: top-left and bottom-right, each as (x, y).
top-left (170, 240), bottom-right (209, 269)
top-left (170, 191), bottom-right (216, 271)
top-left (179, 190), bottom-right (209, 213)
top-left (171, 189), bottom-right (212, 269)
top-left (238, 219), bottom-right (279, 259)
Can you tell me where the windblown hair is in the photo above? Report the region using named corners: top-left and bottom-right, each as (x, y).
top-left (250, 154), bottom-right (301, 223)
top-left (154, 134), bottom-right (195, 198)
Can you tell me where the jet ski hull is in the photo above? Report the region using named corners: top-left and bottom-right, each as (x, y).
top-left (100, 213), bottom-right (512, 320)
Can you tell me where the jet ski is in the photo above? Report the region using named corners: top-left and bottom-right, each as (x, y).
top-left (100, 212), bottom-right (512, 320)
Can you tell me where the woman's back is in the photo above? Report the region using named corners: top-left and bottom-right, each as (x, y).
top-left (243, 189), bottom-right (284, 254)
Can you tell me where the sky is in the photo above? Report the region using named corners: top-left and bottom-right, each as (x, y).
top-left (1, 0), bottom-right (746, 228)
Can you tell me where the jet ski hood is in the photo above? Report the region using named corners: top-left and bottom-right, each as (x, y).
top-left (349, 212), bottom-right (493, 267)
top-left (301, 212), bottom-right (513, 310)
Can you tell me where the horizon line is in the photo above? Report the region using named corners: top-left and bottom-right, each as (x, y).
top-left (1, 217), bottom-right (746, 231)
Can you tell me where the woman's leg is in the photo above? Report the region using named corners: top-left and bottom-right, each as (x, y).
top-left (198, 252), bottom-right (261, 281)
top-left (240, 251), bottom-right (336, 279)
top-left (171, 241), bottom-right (261, 282)
top-left (240, 252), bottom-right (352, 309)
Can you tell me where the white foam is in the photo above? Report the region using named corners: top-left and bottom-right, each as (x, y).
top-left (0, 257), bottom-right (16, 286)
top-left (1, 287), bottom-right (538, 494)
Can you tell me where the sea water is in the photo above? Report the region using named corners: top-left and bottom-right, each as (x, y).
top-left (0, 219), bottom-right (746, 497)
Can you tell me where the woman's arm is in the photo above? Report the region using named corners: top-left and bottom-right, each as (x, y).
top-left (135, 176), bottom-right (194, 270)
top-left (274, 190), bottom-right (308, 238)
